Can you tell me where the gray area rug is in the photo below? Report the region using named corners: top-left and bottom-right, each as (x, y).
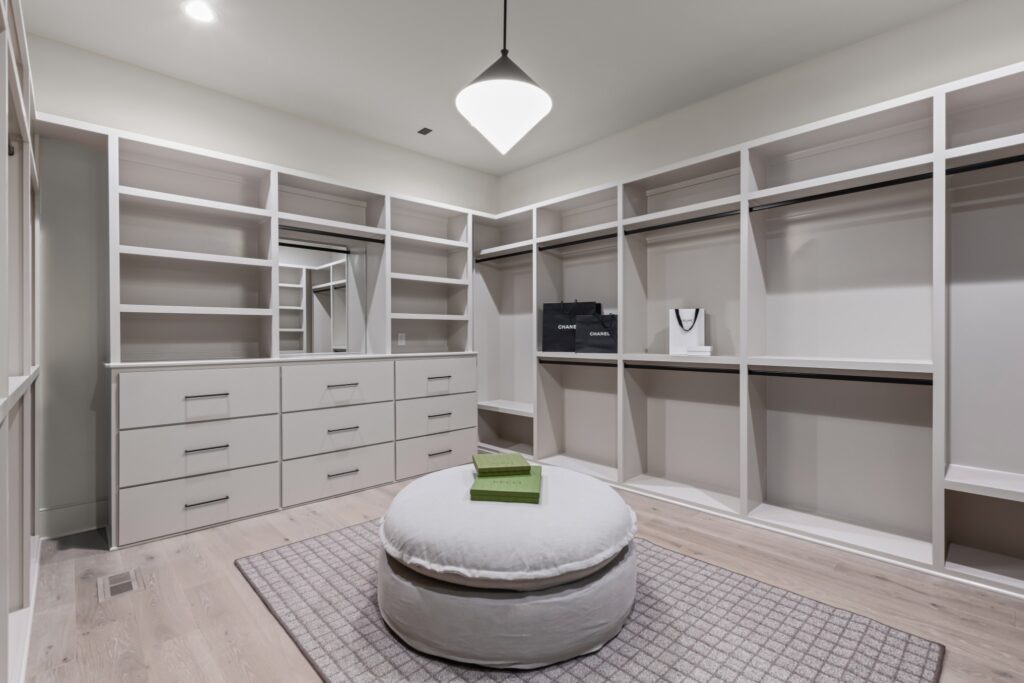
top-left (236, 520), bottom-right (943, 683)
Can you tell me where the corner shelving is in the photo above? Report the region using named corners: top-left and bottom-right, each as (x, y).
top-left (536, 186), bottom-right (617, 240)
top-left (474, 210), bottom-right (532, 255)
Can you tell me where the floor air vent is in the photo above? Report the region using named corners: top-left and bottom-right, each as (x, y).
top-left (98, 569), bottom-right (142, 601)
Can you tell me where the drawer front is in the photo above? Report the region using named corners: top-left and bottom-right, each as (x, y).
top-left (282, 442), bottom-right (394, 507)
top-left (395, 392), bottom-right (477, 440)
top-left (282, 401), bottom-right (394, 460)
top-left (118, 462), bottom-right (279, 546)
top-left (119, 414), bottom-right (279, 488)
top-left (119, 366), bottom-right (280, 429)
top-left (396, 427), bottom-right (478, 480)
top-left (281, 360), bottom-right (394, 412)
top-left (395, 356), bottom-right (476, 400)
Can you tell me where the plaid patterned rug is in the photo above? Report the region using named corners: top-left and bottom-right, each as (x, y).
top-left (236, 520), bottom-right (943, 683)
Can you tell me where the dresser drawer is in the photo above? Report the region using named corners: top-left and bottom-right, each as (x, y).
top-left (119, 366), bottom-right (280, 429)
top-left (119, 414), bottom-right (279, 487)
top-left (395, 356), bottom-right (476, 400)
top-left (396, 427), bottom-right (477, 480)
top-left (395, 392), bottom-right (477, 440)
top-left (118, 462), bottom-right (279, 546)
top-left (281, 360), bottom-right (393, 412)
top-left (282, 401), bottom-right (394, 460)
top-left (282, 442), bottom-right (394, 507)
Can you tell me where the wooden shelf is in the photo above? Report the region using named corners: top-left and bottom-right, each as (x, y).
top-left (390, 273), bottom-right (469, 286)
top-left (749, 155), bottom-right (934, 207)
top-left (390, 313), bottom-right (468, 322)
top-left (624, 474), bottom-right (739, 515)
top-left (622, 195), bottom-right (741, 230)
top-left (279, 283), bottom-right (303, 289)
top-left (537, 351), bottom-right (617, 363)
top-left (747, 356), bottom-right (933, 376)
top-left (476, 240), bottom-right (534, 259)
top-left (278, 305), bottom-right (303, 311)
top-left (945, 464), bottom-right (1024, 503)
top-left (278, 211), bottom-right (385, 239)
top-left (280, 328), bottom-right (304, 333)
top-left (748, 503), bottom-right (932, 565)
top-left (946, 132), bottom-right (1024, 162)
top-left (120, 304), bottom-right (273, 317)
top-left (478, 399), bottom-right (534, 418)
top-left (312, 280), bottom-right (346, 292)
top-left (390, 230), bottom-right (469, 252)
top-left (119, 185), bottom-right (271, 218)
top-left (946, 544), bottom-right (1024, 592)
top-left (118, 245), bottom-right (272, 268)
top-left (535, 221), bottom-right (618, 249)
top-left (622, 353), bottom-right (740, 369)
top-left (538, 454), bottom-right (618, 483)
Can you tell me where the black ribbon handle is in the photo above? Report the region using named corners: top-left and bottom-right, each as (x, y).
top-left (674, 308), bottom-right (701, 333)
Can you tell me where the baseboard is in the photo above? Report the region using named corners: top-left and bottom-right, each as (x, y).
top-left (37, 499), bottom-right (109, 540)
top-left (8, 536), bottom-right (41, 683)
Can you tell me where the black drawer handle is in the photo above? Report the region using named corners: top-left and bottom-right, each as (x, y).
top-left (428, 449), bottom-right (452, 457)
top-left (427, 412), bottom-right (452, 419)
top-left (327, 382), bottom-right (359, 389)
top-left (183, 444), bottom-right (229, 455)
top-left (327, 425), bottom-right (359, 434)
top-left (427, 375), bottom-right (452, 381)
top-left (184, 495), bottom-right (229, 509)
top-left (327, 468), bottom-right (360, 479)
top-left (184, 392), bottom-right (229, 400)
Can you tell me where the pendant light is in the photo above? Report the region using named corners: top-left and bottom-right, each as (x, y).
top-left (456, 0), bottom-right (552, 155)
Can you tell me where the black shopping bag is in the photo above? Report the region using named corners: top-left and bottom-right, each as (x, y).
top-left (542, 301), bottom-right (602, 352)
top-left (575, 314), bottom-right (617, 353)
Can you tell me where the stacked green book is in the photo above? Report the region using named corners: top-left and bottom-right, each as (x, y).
top-left (473, 452), bottom-right (532, 477)
top-left (470, 465), bottom-right (542, 504)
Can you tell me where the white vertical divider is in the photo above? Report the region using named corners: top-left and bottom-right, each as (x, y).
top-left (931, 93), bottom-right (948, 568)
top-left (615, 184), bottom-right (627, 484)
top-left (383, 196), bottom-right (392, 354)
top-left (531, 208), bottom-right (540, 460)
top-left (738, 148), bottom-right (753, 516)
top-left (467, 213), bottom-right (475, 353)
top-left (107, 136), bottom-right (121, 364)
top-left (0, 31), bottom-right (10, 682)
top-left (268, 171), bottom-right (280, 358)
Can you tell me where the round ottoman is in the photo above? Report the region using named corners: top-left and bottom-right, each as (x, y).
top-left (378, 464), bottom-right (637, 669)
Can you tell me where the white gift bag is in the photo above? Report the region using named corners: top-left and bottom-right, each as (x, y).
top-left (669, 308), bottom-right (706, 355)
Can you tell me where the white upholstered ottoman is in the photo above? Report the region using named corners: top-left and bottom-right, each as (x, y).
top-left (377, 464), bottom-right (637, 669)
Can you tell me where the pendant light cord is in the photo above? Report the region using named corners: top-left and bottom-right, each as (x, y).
top-left (502, 0), bottom-right (508, 56)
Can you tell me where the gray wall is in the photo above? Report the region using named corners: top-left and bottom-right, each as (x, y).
top-left (37, 138), bottom-right (110, 539)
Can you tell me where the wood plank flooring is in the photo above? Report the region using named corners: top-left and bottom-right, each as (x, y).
top-left (25, 483), bottom-right (1024, 682)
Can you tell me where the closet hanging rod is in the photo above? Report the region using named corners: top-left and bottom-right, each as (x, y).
top-left (946, 151), bottom-right (1024, 177)
top-left (748, 369), bottom-right (932, 386)
top-left (624, 362), bottom-right (739, 375)
top-left (623, 208), bottom-right (741, 237)
top-left (278, 239), bottom-right (350, 255)
top-left (279, 223), bottom-right (386, 245)
top-left (537, 232), bottom-right (616, 252)
top-left (538, 358), bottom-right (616, 368)
top-left (475, 248), bottom-right (533, 264)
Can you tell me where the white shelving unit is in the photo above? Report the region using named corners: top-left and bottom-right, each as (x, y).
top-left (279, 265), bottom-right (306, 353)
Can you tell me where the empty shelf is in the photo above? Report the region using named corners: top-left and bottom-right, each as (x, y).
top-left (118, 245), bottom-right (272, 268)
top-left (622, 353), bottom-right (740, 369)
top-left (390, 273), bottom-right (469, 286)
top-left (478, 399), bottom-right (534, 418)
top-left (747, 356), bottom-right (933, 376)
top-left (539, 454), bottom-right (618, 483)
top-left (119, 185), bottom-right (271, 218)
top-left (537, 351), bottom-right (617, 363)
top-left (391, 231), bottom-right (469, 251)
top-left (535, 221), bottom-right (618, 249)
top-left (946, 544), bottom-right (1024, 592)
top-left (278, 211), bottom-right (385, 239)
top-left (120, 304), bottom-right (273, 316)
top-left (390, 313), bottom-right (468, 321)
top-left (945, 464), bottom-right (1024, 503)
top-left (625, 475), bottom-right (740, 515)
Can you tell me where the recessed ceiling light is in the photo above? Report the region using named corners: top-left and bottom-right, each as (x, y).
top-left (183, 0), bottom-right (217, 23)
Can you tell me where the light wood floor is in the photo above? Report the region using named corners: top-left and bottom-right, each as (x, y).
top-left (25, 483), bottom-right (1024, 682)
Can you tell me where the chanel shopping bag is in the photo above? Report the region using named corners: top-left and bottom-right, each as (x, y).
top-left (542, 301), bottom-right (602, 352)
top-left (575, 314), bottom-right (618, 353)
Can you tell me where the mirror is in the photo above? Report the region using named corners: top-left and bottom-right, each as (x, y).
top-left (278, 229), bottom-right (383, 356)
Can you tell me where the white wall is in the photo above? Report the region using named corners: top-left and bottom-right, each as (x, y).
top-left (28, 36), bottom-right (499, 213)
top-left (497, 0), bottom-right (1024, 211)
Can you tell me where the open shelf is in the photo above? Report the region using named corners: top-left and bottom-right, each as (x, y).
top-left (749, 98), bottom-right (932, 191)
top-left (948, 158), bottom-right (1024, 481)
top-left (536, 187), bottom-right (618, 239)
top-left (945, 491), bottom-right (1024, 591)
top-left (945, 464), bottom-right (1024, 504)
top-left (391, 198), bottom-right (469, 243)
top-left (622, 365), bottom-right (741, 514)
top-left (623, 153), bottom-right (740, 220)
top-left (748, 180), bottom-right (932, 362)
top-left (120, 253), bottom-right (272, 310)
top-left (120, 312), bottom-right (272, 362)
top-left (390, 272), bottom-right (468, 286)
top-left (537, 236), bottom-right (618, 353)
top-left (747, 373), bottom-right (932, 563)
top-left (478, 399), bottom-right (533, 418)
top-left (536, 351), bottom-right (617, 363)
top-left (391, 236), bottom-right (469, 281)
top-left (474, 210), bottom-right (532, 255)
top-left (947, 71), bottom-right (1024, 151)
top-left (623, 208), bottom-right (740, 356)
top-left (119, 138), bottom-right (271, 209)
top-left (278, 173), bottom-right (385, 229)
top-left (118, 245), bottom-right (272, 269)
top-left (621, 354), bottom-right (740, 369)
top-left (479, 409), bottom-right (534, 459)
top-left (391, 279), bottom-right (468, 318)
top-left (119, 192), bottom-right (272, 260)
top-left (536, 361), bottom-right (618, 482)
top-left (747, 356), bottom-right (933, 378)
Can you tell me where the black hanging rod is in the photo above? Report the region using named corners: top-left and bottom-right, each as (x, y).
top-left (475, 248), bottom-right (533, 264)
top-left (625, 362), bottom-right (739, 375)
top-left (623, 208), bottom-right (741, 237)
top-left (538, 358), bottom-right (616, 368)
top-left (749, 151), bottom-right (1024, 214)
top-left (748, 369), bottom-right (932, 386)
top-left (279, 223), bottom-right (386, 245)
top-left (537, 232), bottom-right (616, 252)
top-left (278, 240), bottom-right (350, 255)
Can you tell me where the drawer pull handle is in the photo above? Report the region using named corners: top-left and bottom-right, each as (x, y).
top-left (184, 444), bottom-right (229, 455)
top-left (327, 468), bottom-right (360, 479)
top-left (427, 375), bottom-right (452, 381)
top-left (184, 495), bottom-right (229, 510)
top-left (428, 449), bottom-right (453, 457)
top-left (428, 412), bottom-right (453, 419)
top-left (327, 426), bottom-right (359, 434)
top-left (327, 382), bottom-right (359, 389)
top-left (184, 392), bottom-right (230, 400)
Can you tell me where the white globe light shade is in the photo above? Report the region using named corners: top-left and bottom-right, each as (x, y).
top-left (456, 53), bottom-right (552, 155)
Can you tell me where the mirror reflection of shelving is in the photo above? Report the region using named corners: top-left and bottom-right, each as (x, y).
top-left (279, 264), bottom-right (306, 353)
top-left (310, 259), bottom-right (348, 353)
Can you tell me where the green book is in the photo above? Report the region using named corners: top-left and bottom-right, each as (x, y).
top-left (473, 452), bottom-right (532, 477)
top-left (470, 465), bottom-right (542, 504)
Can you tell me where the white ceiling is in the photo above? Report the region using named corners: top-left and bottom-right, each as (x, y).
top-left (25, 0), bottom-right (964, 176)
